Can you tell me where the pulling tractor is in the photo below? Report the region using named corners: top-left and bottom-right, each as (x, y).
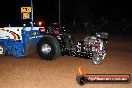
top-left (0, 23), bottom-right (108, 64)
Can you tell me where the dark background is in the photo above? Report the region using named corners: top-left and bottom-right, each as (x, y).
top-left (0, 0), bottom-right (132, 35)
top-left (0, 0), bottom-right (132, 24)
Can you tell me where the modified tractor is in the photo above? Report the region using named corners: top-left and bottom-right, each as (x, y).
top-left (0, 23), bottom-right (108, 64)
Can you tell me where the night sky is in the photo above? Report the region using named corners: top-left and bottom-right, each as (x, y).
top-left (0, 0), bottom-right (132, 26)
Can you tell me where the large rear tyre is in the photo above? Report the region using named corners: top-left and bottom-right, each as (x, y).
top-left (37, 36), bottom-right (61, 60)
top-left (0, 44), bottom-right (6, 56)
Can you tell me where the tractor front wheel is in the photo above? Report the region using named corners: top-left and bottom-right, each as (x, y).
top-left (0, 44), bottom-right (6, 56)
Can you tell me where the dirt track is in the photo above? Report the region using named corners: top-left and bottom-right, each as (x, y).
top-left (0, 38), bottom-right (132, 88)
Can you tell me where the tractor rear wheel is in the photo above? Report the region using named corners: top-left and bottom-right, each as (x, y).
top-left (37, 36), bottom-right (61, 60)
